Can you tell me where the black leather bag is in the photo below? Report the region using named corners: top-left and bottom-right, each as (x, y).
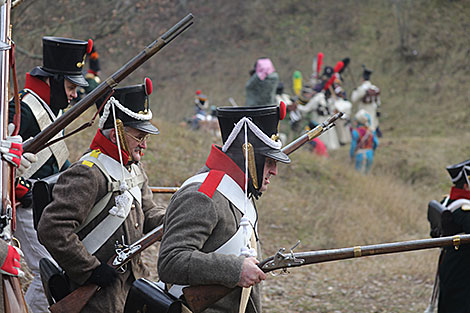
top-left (39, 257), bottom-right (72, 305)
top-left (427, 200), bottom-right (462, 237)
top-left (32, 172), bottom-right (61, 230)
top-left (124, 278), bottom-right (182, 313)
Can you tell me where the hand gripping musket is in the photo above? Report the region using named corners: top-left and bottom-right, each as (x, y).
top-left (182, 234), bottom-right (470, 313)
top-left (49, 225), bottom-right (164, 313)
top-left (0, 0), bottom-right (28, 312)
top-left (281, 111), bottom-right (343, 155)
top-left (23, 13), bottom-right (194, 154)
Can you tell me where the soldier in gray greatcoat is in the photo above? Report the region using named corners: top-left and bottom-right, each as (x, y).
top-left (158, 104), bottom-right (291, 312)
top-left (37, 78), bottom-right (165, 313)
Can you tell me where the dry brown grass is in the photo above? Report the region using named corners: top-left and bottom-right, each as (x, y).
top-left (11, 0), bottom-right (470, 310)
top-left (21, 102), bottom-right (465, 312)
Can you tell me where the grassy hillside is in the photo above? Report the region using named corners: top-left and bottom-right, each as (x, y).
top-left (11, 0), bottom-right (470, 311)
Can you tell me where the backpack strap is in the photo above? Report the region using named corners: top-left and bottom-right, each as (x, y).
top-left (75, 150), bottom-right (135, 254)
top-left (74, 151), bottom-right (116, 234)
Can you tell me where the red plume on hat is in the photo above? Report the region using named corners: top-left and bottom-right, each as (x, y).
top-left (279, 101), bottom-right (286, 120)
top-left (86, 39), bottom-right (93, 54)
top-left (144, 77), bottom-right (153, 95)
top-left (323, 73), bottom-right (337, 91)
top-left (316, 52), bottom-right (324, 77)
top-left (333, 61), bottom-right (344, 74)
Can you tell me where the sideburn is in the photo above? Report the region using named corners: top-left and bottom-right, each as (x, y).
top-left (49, 75), bottom-right (68, 114)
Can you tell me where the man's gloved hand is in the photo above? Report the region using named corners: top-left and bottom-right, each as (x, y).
top-left (1, 245), bottom-right (24, 277)
top-left (17, 152), bottom-right (38, 176)
top-left (0, 124), bottom-right (23, 168)
top-left (87, 263), bottom-right (118, 288)
top-left (15, 177), bottom-right (33, 208)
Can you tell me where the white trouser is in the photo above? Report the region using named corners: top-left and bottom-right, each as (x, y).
top-left (15, 206), bottom-right (57, 313)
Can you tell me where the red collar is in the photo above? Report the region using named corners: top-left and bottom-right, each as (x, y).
top-left (24, 73), bottom-right (50, 105)
top-left (90, 129), bottom-right (130, 165)
top-left (450, 187), bottom-right (470, 201)
top-left (205, 145), bottom-right (246, 190)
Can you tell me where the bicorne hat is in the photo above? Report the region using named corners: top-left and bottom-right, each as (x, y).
top-left (98, 77), bottom-right (159, 135)
top-left (446, 160), bottom-right (470, 187)
top-left (30, 37), bottom-right (91, 87)
top-left (217, 104), bottom-right (290, 195)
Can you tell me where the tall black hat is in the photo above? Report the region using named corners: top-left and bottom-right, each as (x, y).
top-left (98, 78), bottom-right (159, 135)
top-left (30, 37), bottom-right (91, 87)
top-left (322, 66), bottom-right (334, 78)
top-left (362, 65), bottom-right (373, 81)
top-left (217, 104), bottom-right (290, 196)
top-left (446, 160), bottom-right (470, 187)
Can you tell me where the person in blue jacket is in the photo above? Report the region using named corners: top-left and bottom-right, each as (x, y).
top-left (350, 109), bottom-right (378, 174)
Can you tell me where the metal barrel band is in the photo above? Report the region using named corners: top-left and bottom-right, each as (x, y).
top-left (105, 77), bottom-right (118, 89)
top-left (353, 246), bottom-right (362, 257)
top-left (453, 235), bottom-right (461, 250)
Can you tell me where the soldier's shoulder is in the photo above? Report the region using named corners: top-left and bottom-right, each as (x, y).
top-left (61, 158), bottom-right (107, 184)
top-left (462, 204), bottom-right (470, 211)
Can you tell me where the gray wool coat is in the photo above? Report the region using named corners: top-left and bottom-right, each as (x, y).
top-left (245, 72), bottom-right (279, 107)
top-left (37, 160), bottom-right (165, 313)
top-left (158, 167), bottom-right (262, 313)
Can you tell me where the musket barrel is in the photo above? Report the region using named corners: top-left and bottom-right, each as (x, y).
top-left (259, 234), bottom-right (470, 272)
top-left (281, 111), bottom-right (343, 155)
top-left (150, 186), bottom-right (179, 193)
top-left (23, 13), bottom-right (194, 154)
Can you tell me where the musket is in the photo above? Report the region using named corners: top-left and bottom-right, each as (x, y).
top-left (49, 224), bottom-right (163, 313)
top-left (150, 186), bottom-right (179, 194)
top-left (23, 13), bottom-right (194, 154)
top-left (281, 111), bottom-right (343, 155)
top-left (152, 113), bottom-right (344, 195)
top-left (0, 1), bottom-right (28, 312)
top-left (183, 234), bottom-right (470, 313)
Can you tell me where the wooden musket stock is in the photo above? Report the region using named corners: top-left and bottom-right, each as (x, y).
top-left (23, 13), bottom-right (194, 154)
top-left (182, 234), bottom-right (470, 313)
top-left (49, 225), bottom-right (164, 313)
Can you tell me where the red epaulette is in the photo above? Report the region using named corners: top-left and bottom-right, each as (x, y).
top-left (198, 170), bottom-right (225, 198)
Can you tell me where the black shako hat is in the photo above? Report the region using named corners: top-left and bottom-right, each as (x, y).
top-left (30, 37), bottom-right (91, 87)
top-left (322, 66), bottom-right (334, 79)
top-left (446, 160), bottom-right (470, 187)
top-left (98, 77), bottom-right (159, 135)
top-left (217, 104), bottom-right (290, 195)
top-left (362, 65), bottom-right (373, 81)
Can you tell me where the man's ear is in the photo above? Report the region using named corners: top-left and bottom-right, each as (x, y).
top-left (109, 129), bottom-right (117, 144)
